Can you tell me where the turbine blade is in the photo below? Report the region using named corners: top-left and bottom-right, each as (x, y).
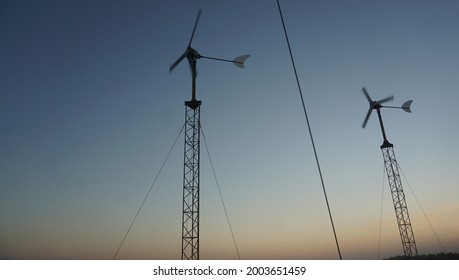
top-left (232, 55), bottom-right (250, 68)
top-left (377, 95), bottom-right (394, 104)
top-left (402, 100), bottom-right (413, 113)
top-left (362, 87), bottom-right (372, 103)
top-left (188, 9), bottom-right (202, 47)
top-left (169, 52), bottom-right (187, 73)
top-left (362, 107), bottom-right (373, 128)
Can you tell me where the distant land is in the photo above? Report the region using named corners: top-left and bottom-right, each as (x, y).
top-left (386, 252), bottom-right (459, 260)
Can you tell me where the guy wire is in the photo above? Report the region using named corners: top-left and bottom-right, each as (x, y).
top-left (113, 122), bottom-right (185, 260)
top-left (201, 127), bottom-right (241, 259)
top-left (276, 0), bottom-right (342, 260)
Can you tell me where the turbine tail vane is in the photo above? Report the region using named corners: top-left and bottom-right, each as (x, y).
top-left (402, 100), bottom-right (413, 113)
top-left (233, 55), bottom-right (250, 68)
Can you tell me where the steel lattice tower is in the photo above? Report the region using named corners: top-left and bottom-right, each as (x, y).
top-left (181, 100), bottom-right (201, 260)
top-left (169, 10), bottom-right (249, 260)
top-left (361, 87), bottom-right (417, 259)
top-left (381, 141), bottom-right (418, 258)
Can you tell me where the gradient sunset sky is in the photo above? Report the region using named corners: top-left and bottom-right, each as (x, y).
top-left (1, 0), bottom-right (458, 260)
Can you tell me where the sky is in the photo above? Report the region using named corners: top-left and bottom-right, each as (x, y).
top-left (1, 0), bottom-right (458, 260)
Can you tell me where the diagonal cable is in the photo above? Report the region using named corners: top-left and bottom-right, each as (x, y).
top-left (201, 127), bottom-right (241, 260)
top-left (377, 165), bottom-right (386, 259)
top-left (397, 163), bottom-right (446, 253)
top-left (276, 0), bottom-right (342, 259)
top-left (113, 122), bottom-right (185, 260)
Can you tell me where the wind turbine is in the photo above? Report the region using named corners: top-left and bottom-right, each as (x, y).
top-left (362, 87), bottom-right (412, 147)
top-left (361, 87), bottom-right (418, 259)
top-left (170, 9), bottom-right (249, 102)
top-left (169, 9), bottom-right (249, 260)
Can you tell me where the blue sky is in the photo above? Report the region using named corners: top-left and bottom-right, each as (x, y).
top-left (1, 0), bottom-right (458, 259)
